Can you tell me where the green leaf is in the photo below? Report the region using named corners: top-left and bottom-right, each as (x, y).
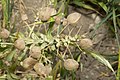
top-left (52, 60), bottom-right (62, 80)
top-left (18, 47), bottom-right (28, 61)
top-left (57, 25), bottom-right (63, 36)
top-left (18, 32), bottom-right (25, 38)
top-left (91, 52), bottom-right (115, 74)
top-left (0, 74), bottom-right (7, 79)
top-left (113, 0), bottom-right (120, 4)
top-left (0, 60), bottom-right (3, 68)
top-left (116, 50), bottom-right (120, 80)
top-left (47, 22), bottom-right (54, 39)
top-left (25, 38), bottom-right (34, 45)
top-left (6, 50), bottom-right (16, 61)
top-left (45, 76), bottom-right (53, 80)
top-left (10, 73), bottom-right (20, 80)
top-left (40, 43), bottom-right (48, 50)
top-left (1, 0), bottom-right (8, 27)
top-left (31, 33), bottom-right (39, 40)
top-left (72, 1), bottom-right (96, 11)
top-left (6, 73), bottom-right (13, 80)
top-left (98, 2), bottom-right (108, 13)
top-left (47, 17), bottom-right (55, 23)
top-left (113, 5), bottom-right (120, 79)
top-left (0, 48), bottom-right (11, 59)
top-left (6, 72), bottom-right (20, 80)
top-left (117, 18), bottom-right (120, 28)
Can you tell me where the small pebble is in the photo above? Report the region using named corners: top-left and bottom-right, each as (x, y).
top-left (91, 13), bottom-right (97, 19)
top-left (94, 16), bottom-right (101, 24)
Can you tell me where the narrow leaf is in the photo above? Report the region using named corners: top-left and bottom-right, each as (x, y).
top-left (91, 52), bottom-right (115, 74)
top-left (6, 50), bottom-right (16, 61)
top-left (98, 2), bottom-right (108, 13)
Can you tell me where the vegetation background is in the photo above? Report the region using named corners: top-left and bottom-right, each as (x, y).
top-left (0, 0), bottom-right (120, 80)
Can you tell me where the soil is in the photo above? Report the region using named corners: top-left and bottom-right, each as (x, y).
top-left (11, 0), bottom-right (118, 80)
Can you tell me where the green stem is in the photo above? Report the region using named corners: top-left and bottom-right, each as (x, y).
top-left (47, 22), bottom-right (54, 39)
top-left (113, 7), bottom-right (120, 80)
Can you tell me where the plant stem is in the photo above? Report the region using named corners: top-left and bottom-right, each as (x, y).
top-left (113, 7), bottom-right (120, 80)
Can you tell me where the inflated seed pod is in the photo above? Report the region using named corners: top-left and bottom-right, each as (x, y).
top-left (21, 57), bottom-right (37, 69)
top-left (14, 38), bottom-right (25, 50)
top-left (64, 59), bottom-right (79, 71)
top-left (0, 29), bottom-right (10, 39)
top-left (29, 46), bottom-right (41, 59)
top-left (39, 7), bottom-right (56, 21)
top-left (67, 12), bottom-right (81, 25)
top-left (33, 63), bottom-right (46, 76)
top-left (44, 65), bottom-right (52, 75)
top-left (80, 38), bottom-right (93, 49)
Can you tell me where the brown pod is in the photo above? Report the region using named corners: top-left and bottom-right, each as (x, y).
top-left (39, 7), bottom-right (56, 21)
top-left (22, 57), bottom-right (37, 69)
top-left (80, 38), bottom-right (93, 49)
top-left (29, 46), bottom-right (41, 59)
top-left (67, 12), bottom-right (81, 25)
top-left (44, 65), bottom-right (52, 75)
top-left (64, 59), bottom-right (79, 71)
top-left (14, 38), bottom-right (25, 50)
top-left (0, 29), bottom-right (10, 39)
top-left (33, 63), bottom-right (46, 76)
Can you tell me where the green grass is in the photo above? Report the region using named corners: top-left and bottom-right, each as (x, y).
top-left (1, 0), bottom-right (13, 28)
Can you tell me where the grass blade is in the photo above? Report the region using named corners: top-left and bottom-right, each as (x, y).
top-left (1, 0), bottom-right (8, 28)
top-left (91, 52), bottom-right (115, 75)
top-left (91, 12), bottom-right (112, 38)
top-left (113, 7), bottom-right (120, 80)
top-left (98, 2), bottom-right (108, 13)
top-left (72, 1), bottom-right (96, 11)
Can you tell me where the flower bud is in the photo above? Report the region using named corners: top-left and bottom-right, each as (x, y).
top-left (14, 39), bottom-right (25, 50)
top-left (64, 59), bottom-right (79, 71)
top-left (0, 29), bottom-right (10, 39)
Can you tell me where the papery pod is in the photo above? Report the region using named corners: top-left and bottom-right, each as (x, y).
top-left (80, 38), bottom-right (93, 49)
top-left (64, 59), bottom-right (79, 71)
top-left (44, 65), bottom-right (52, 75)
top-left (67, 12), bottom-right (81, 25)
top-left (33, 63), bottom-right (46, 76)
top-left (21, 57), bottom-right (37, 69)
top-left (0, 28), bottom-right (10, 39)
top-left (29, 46), bottom-right (41, 59)
top-left (14, 38), bottom-right (25, 50)
top-left (39, 7), bottom-right (56, 21)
